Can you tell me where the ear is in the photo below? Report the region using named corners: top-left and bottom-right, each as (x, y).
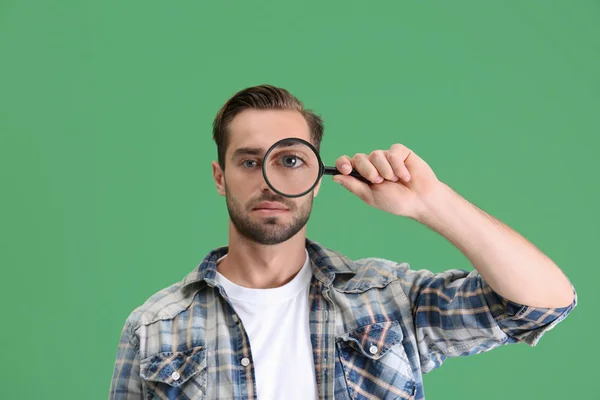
top-left (212, 161), bottom-right (226, 196)
top-left (312, 176), bottom-right (323, 198)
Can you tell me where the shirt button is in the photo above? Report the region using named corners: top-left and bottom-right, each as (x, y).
top-left (369, 345), bottom-right (378, 355)
top-left (171, 371), bottom-right (181, 381)
top-left (241, 357), bottom-right (250, 367)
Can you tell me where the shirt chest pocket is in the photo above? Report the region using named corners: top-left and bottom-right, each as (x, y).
top-left (139, 346), bottom-right (207, 400)
top-left (336, 321), bottom-right (416, 400)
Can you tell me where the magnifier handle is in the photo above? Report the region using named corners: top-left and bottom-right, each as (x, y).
top-left (323, 166), bottom-right (371, 184)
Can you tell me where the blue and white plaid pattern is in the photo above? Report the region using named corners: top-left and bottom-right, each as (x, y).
top-left (110, 238), bottom-right (576, 399)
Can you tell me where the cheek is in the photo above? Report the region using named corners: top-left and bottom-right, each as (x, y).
top-left (297, 196), bottom-right (313, 211)
top-left (225, 175), bottom-right (254, 200)
top-left (227, 168), bottom-right (262, 186)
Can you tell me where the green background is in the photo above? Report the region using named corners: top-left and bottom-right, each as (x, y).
top-left (1, 1), bottom-right (597, 399)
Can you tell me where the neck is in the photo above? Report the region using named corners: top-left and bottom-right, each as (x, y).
top-left (217, 222), bottom-right (309, 289)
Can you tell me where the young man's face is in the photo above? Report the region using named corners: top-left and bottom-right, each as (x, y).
top-left (212, 109), bottom-right (322, 245)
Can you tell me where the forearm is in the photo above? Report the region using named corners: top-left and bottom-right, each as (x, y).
top-left (415, 182), bottom-right (574, 308)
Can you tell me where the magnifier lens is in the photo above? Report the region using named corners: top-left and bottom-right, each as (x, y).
top-left (264, 139), bottom-right (321, 197)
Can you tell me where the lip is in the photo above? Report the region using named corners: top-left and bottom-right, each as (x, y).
top-left (252, 201), bottom-right (289, 211)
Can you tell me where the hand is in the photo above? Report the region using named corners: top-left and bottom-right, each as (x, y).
top-left (332, 144), bottom-right (443, 219)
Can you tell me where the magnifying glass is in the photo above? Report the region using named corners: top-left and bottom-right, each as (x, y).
top-left (262, 137), bottom-right (370, 198)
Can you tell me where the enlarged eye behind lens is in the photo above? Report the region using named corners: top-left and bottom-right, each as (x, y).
top-left (281, 154), bottom-right (304, 168)
top-left (263, 138), bottom-right (322, 197)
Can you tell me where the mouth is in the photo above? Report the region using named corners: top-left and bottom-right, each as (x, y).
top-left (252, 201), bottom-right (290, 213)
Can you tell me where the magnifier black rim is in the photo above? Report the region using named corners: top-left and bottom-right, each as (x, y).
top-left (261, 137), bottom-right (324, 198)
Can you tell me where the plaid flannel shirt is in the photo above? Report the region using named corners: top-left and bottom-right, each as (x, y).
top-left (109, 238), bottom-right (577, 399)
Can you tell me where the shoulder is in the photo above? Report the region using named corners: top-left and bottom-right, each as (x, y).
top-left (124, 278), bottom-right (200, 331)
top-left (333, 256), bottom-right (412, 292)
top-left (121, 246), bottom-right (225, 332)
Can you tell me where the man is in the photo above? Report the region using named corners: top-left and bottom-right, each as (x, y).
top-left (109, 84), bottom-right (577, 400)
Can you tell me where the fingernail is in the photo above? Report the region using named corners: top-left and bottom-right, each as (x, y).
top-left (404, 175), bottom-right (411, 182)
top-left (375, 176), bottom-right (384, 183)
top-left (342, 165), bottom-right (351, 173)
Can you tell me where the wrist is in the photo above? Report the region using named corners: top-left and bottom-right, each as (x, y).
top-left (413, 181), bottom-right (455, 225)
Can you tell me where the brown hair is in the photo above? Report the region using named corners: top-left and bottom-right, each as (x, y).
top-left (212, 84), bottom-right (324, 169)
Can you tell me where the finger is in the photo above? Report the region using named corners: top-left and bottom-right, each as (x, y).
top-left (369, 150), bottom-right (398, 182)
top-left (335, 155), bottom-right (353, 175)
top-left (333, 174), bottom-right (372, 203)
top-left (387, 144), bottom-right (412, 182)
top-left (353, 153), bottom-right (383, 183)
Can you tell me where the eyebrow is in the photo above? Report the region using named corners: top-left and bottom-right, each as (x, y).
top-left (231, 142), bottom-right (307, 160)
top-left (231, 147), bottom-right (265, 160)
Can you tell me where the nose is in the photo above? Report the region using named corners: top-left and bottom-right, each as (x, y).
top-left (259, 173), bottom-right (277, 194)
top-left (259, 176), bottom-right (290, 203)
top-left (261, 181), bottom-right (277, 195)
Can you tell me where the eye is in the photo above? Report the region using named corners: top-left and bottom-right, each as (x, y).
top-left (241, 159), bottom-right (259, 168)
top-left (280, 154), bottom-right (305, 168)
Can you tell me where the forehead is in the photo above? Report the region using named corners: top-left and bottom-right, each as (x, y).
top-left (226, 109), bottom-right (312, 156)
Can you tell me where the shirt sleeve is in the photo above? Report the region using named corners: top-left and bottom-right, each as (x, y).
top-left (398, 266), bottom-right (577, 373)
top-left (109, 318), bottom-right (144, 399)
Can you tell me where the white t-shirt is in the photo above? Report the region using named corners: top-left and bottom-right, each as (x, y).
top-left (215, 250), bottom-right (318, 400)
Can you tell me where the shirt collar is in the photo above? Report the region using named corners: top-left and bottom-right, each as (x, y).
top-left (181, 237), bottom-right (356, 291)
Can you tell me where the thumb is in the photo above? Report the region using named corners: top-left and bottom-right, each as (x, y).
top-left (333, 175), bottom-right (371, 202)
